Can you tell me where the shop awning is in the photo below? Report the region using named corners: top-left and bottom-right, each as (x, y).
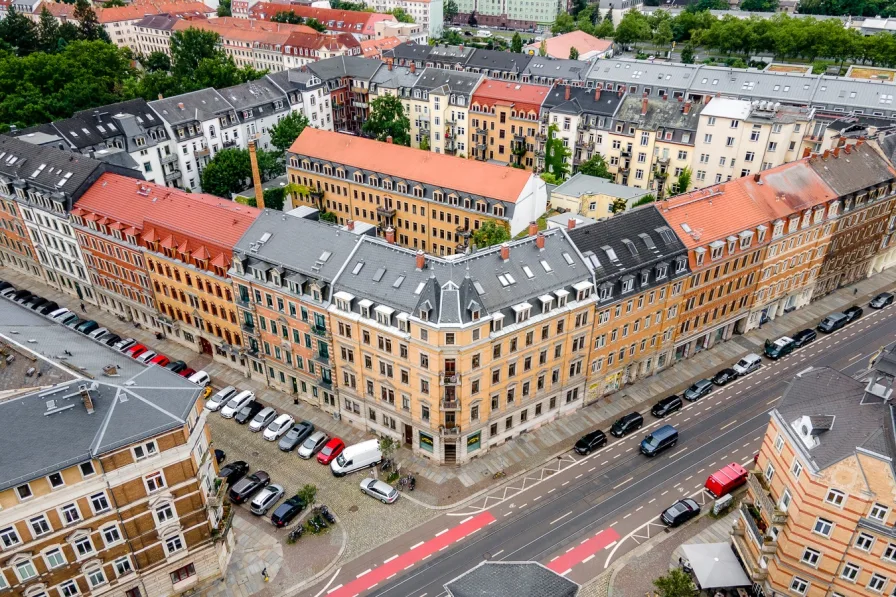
top-left (681, 543), bottom-right (751, 590)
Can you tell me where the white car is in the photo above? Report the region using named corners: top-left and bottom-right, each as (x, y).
top-left (248, 406), bottom-right (277, 432)
top-left (88, 327), bottom-right (109, 340)
top-left (135, 350), bottom-right (157, 364)
top-left (220, 390), bottom-right (254, 419)
top-left (187, 370), bottom-right (210, 387)
top-left (0, 287), bottom-right (16, 298)
top-left (206, 386), bottom-right (237, 412)
top-left (263, 413), bottom-right (295, 441)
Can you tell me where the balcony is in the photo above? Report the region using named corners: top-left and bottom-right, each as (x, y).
top-left (731, 523), bottom-right (769, 582)
top-left (194, 146), bottom-right (210, 159)
top-left (207, 478), bottom-right (227, 508)
top-left (657, 155), bottom-right (670, 165)
top-left (311, 324), bottom-right (327, 337)
top-left (241, 321), bottom-right (256, 335)
top-left (441, 399), bottom-right (460, 410)
top-left (163, 168), bottom-right (181, 182)
top-left (235, 296), bottom-right (252, 309)
top-left (160, 153), bottom-right (178, 165)
top-left (314, 353), bottom-right (330, 364)
top-left (456, 226), bottom-right (471, 237)
top-left (741, 503), bottom-right (765, 546)
top-left (747, 473), bottom-right (788, 525)
top-left (223, 139), bottom-right (237, 149)
top-left (376, 206), bottom-right (396, 217)
top-left (440, 371), bottom-right (461, 385)
top-left (439, 425), bottom-right (461, 437)
top-left (620, 149), bottom-right (632, 158)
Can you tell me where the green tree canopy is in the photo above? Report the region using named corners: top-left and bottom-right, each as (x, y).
top-left (511, 32), bottom-right (523, 53)
top-left (142, 50), bottom-right (171, 73)
top-left (74, 0), bottom-right (109, 43)
top-left (305, 18), bottom-right (327, 32)
top-left (272, 11), bottom-right (303, 24)
top-left (36, 8), bottom-right (60, 54)
top-left (610, 197), bottom-right (628, 214)
top-left (199, 148), bottom-right (251, 198)
top-left (472, 220), bottom-right (510, 248)
top-left (0, 6), bottom-right (40, 56)
top-left (675, 167), bottom-right (692, 194)
top-left (538, 40), bottom-right (547, 56)
top-left (217, 0), bottom-right (232, 17)
top-left (614, 10), bottom-right (651, 46)
top-left (362, 95), bottom-right (411, 146)
top-left (653, 568), bottom-right (698, 597)
top-left (544, 123), bottom-right (571, 181)
top-left (740, 0), bottom-right (778, 10)
top-left (569, 46), bottom-right (579, 59)
top-left (552, 12), bottom-right (577, 35)
top-left (269, 111), bottom-right (309, 153)
top-left (578, 154), bottom-right (612, 179)
top-left (390, 8), bottom-right (415, 22)
top-left (262, 187), bottom-right (286, 210)
top-left (444, 0), bottom-right (459, 21)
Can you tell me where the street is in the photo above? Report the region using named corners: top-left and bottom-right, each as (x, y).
top-left (300, 301), bottom-right (896, 597)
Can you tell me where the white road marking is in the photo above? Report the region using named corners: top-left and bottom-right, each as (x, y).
top-left (550, 511), bottom-right (573, 525)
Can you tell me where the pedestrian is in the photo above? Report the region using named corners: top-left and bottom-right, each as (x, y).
top-left (262, 568), bottom-right (268, 582)
top-left (80, 302), bottom-right (86, 312)
top-left (854, 288), bottom-right (858, 295)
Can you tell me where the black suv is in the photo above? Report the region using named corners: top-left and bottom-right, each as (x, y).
top-left (651, 395), bottom-right (683, 418)
top-left (217, 460), bottom-right (249, 485)
top-left (791, 328), bottom-right (816, 348)
top-left (683, 379), bottom-right (713, 401)
top-left (870, 292), bottom-right (894, 309)
top-left (610, 412), bottom-right (644, 438)
top-left (711, 368), bottom-right (738, 386)
top-left (843, 305), bottom-right (863, 323)
top-left (271, 496), bottom-right (306, 527)
top-left (574, 430), bottom-right (607, 455)
top-left (229, 471), bottom-right (270, 504)
top-left (234, 400), bottom-right (264, 424)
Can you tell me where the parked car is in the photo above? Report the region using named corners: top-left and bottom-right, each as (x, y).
top-left (279, 421), bottom-right (315, 452)
top-left (48, 307), bottom-right (71, 321)
top-left (250, 484), bottom-right (285, 515)
top-left (75, 320), bottom-right (99, 335)
top-left (234, 400), bottom-right (265, 424)
top-left (38, 301), bottom-right (59, 315)
top-left (661, 499), bottom-right (701, 527)
top-left (764, 337), bottom-right (795, 360)
top-left (870, 292), bottom-right (894, 309)
top-left (187, 370), bottom-right (210, 386)
top-left (113, 337), bottom-right (136, 352)
top-left (12, 289), bottom-right (32, 303)
top-left (704, 463), bottom-right (748, 498)
top-left (63, 316), bottom-right (82, 328)
top-left (206, 386), bottom-right (237, 412)
top-left (0, 286), bottom-right (17, 298)
top-left (817, 312), bottom-right (848, 333)
top-left (129, 346), bottom-right (149, 360)
top-left (640, 425), bottom-right (678, 456)
top-left (732, 353), bottom-right (762, 376)
top-left (651, 395), bottom-right (683, 418)
top-left (217, 460), bottom-right (249, 485)
top-left (683, 379), bottom-right (713, 401)
top-left (229, 471), bottom-right (270, 504)
top-left (0, 281), bottom-right (12, 292)
top-left (220, 390), bottom-right (255, 418)
top-left (165, 360), bottom-right (187, 373)
top-left (271, 496), bottom-right (306, 527)
top-left (843, 305), bottom-right (863, 323)
top-left (317, 437), bottom-right (345, 464)
top-left (178, 367), bottom-right (196, 378)
top-left (791, 328), bottom-right (816, 348)
top-left (359, 478), bottom-right (399, 504)
top-left (125, 343), bottom-right (147, 357)
top-left (711, 368), bottom-right (738, 386)
top-left (248, 406), bottom-right (277, 432)
top-left (135, 350), bottom-right (158, 364)
top-left (330, 439), bottom-right (382, 477)
top-left (574, 430), bottom-right (607, 455)
top-left (102, 333), bottom-right (121, 347)
top-left (149, 354), bottom-right (170, 367)
top-left (263, 414), bottom-right (296, 441)
top-left (297, 431), bottom-right (329, 459)
top-left (88, 327), bottom-right (109, 340)
top-left (26, 297), bottom-right (48, 310)
top-left (214, 449), bottom-right (226, 464)
top-left (610, 412), bottom-right (644, 438)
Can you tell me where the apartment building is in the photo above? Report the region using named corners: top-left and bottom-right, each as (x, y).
top-left (230, 210), bottom-right (369, 407)
top-left (870, 131), bottom-right (896, 275)
top-left (0, 368), bottom-right (227, 597)
top-left (465, 49), bottom-right (533, 82)
top-left (550, 173), bottom-right (650, 220)
top-left (0, 137), bottom-right (142, 305)
top-left (266, 67), bottom-right (334, 131)
top-left (364, 0), bottom-right (442, 38)
top-left (281, 30), bottom-right (362, 69)
top-left (693, 98), bottom-right (815, 186)
top-left (451, 0), bottom-right (560, 29)
top-left (246, 3), bottom-right (398, 40)
top-left (329, 227), bottom-right (596, 464)
top-left (13, 99), bottom-right (179, 188)
top-left (286, 127), bottom-right (548, 254)
top-left (732, 347), bottom-right (896, 597)
top-left (306, 56), bottom-right (382, 134)
top-left (134, 13), bottom-right (190, 58)
top-left (469, 79), bottom-right (548, 169)
top-left (0, 191), bottom-right (41, 281)
top-left (521, 57), bottom-right (594, 87)
top-left (218, 79), bottom-right (291, 152)
top-left (567, 206), bottom-right (690, 398)
top-left (659, 180), bottom-right (770, 361)
top-left (606, 94), bottom-right (702, 195)
top-left (410, 68), bottom-right (481, 156)
top-left (374, 20), bottom-right (426, 45)
top-left (70, 174), bottom-right (261, 364)
top-left (810, 143), bottom-right (896, 298)
top-left (149, 89), bottom-right (242, 192)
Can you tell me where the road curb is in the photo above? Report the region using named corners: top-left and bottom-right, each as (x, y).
top-left (272, 519), bottom-right (347, 597)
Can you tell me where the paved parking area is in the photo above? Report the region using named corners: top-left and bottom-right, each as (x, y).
top-left (206, 413), bottom-right (438, 567)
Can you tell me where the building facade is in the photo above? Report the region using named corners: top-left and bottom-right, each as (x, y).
top-left (469, 79), bottom-right (548, 168)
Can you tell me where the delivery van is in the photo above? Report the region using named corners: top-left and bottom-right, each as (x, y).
top-left (330, 439), bottom-right (382, 477)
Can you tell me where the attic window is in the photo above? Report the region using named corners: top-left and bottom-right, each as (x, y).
top-left (512, 302), bottom-right (532, 323)
top-left (562, 252), bottom-right (574, 265)
top-left (497, 273), bottom-right (516, 287)
top-left (540, 260), bottom-right (553, 273)
top-left (622, 239), bottom-right (637, 256)
top-left (351, 262), bottom-right (364, 275)
top-left (522, 265), bottom-right (534, 279)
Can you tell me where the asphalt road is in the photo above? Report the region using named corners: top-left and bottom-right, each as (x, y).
top-left (300, 301), bottom-right (896, 597)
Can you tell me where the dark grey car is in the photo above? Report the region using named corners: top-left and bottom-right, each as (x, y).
top-left (683, 379), bottom-right (713, 401)
top-left (278, 421), bottom-right (315, 452)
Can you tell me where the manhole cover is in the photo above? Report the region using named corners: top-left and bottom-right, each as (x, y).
top-left (348, 505), bottom-right (359, 513)
top-left (251, 451), bottom-right (259, 457)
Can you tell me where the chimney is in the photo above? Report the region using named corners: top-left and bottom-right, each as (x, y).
top-left (618, 85), bottom-right (625, 97)
top-left (177, 102), bottom-right (185, 110)
top-left (386, 135), bottom-right (393, 144)
top-left (409, 62), bottom-right (416, 74)
top-left (565, 86), bottom-right (570, 101)
top-left (641, 93), bottom-right (649, 116)
top-left (822, 149), bottom-right (830, 160)
top-left (415, 250), bottom-right (425, 270)
top-left (857, 136), bottom-right (866, 147)
top-left (386, 227), bottom-right (395, 244)
top-left (663, 93), bottom-right (668, 101)
top-left (528, 220), bottom-right (538, 236)
top-left (844, 144), bottom-right (853, 155)
top-left (499, 242), bottom-right (510, 261)
top-left (802, 146), bottom-right (812, 159)
top-left (837, 137), bottom-right (846, 147)
top-left (459, 44), bottom-right (463, 51)
top-left (536, 231), bottom-right (545, 250)
top-left (833, 146), bottom-right (841, 158)
top-left (677, 95), bottom-right (683, 102)
top-left (158, 93), bottom-right (163, 100)
top-left (753, 173), bottom-right (761, 182)
top-left (347, 219), bottom-right (355, 231)
top-left (248, 140), bottom-right (265, 209)
top-left (79, 383), bottom-right (95, 415)
top-left (388, 61), bottom-right (393, 71)
top-left (567, 217), bottom-right (576, 230)
top-left (683, 100), bottom-right (692, 115)
top-left (594, 83), bottom-right (602, 102)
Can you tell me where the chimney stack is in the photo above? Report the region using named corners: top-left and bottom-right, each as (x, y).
top-left (385, 227), bottom-right (395, 244)
top-left (409, 62), bottom-right (416, 74)
top-left (386, 135), bottom-right (393, 144)
top-left (833, 146), bottom-right (841, 158)
top-left (683, 100), bottom-right (692, 115)
top-left (248, 140), bottom-right (265, 209)
top-left (618, 84), bottom-right (625, 97)
top-left (857, 136), bottom-right (866, 147)
top-left (802, 146), bottom-right (812, 159)
top-left (753, 173), bottom-right (761, 182)
top-left (158, 93), bottom-right (163, 100)
top-left (79, 383), bottom-right (95, 415)
top-left (844, 144), bottom-right (853, 154)
top-left (415, 250), bottom-right (425, 270)
top-left (822, 149), bottom-right (830, 160)
top-left (594, 83), bottom-right (602, 102)
top-left (565, 86), bottom-right (570, 101)
top-left (528, 221), bottom-right (538, 236)
top-left (388, 61), bottom-right (393, 71)
top-left (663, 93), bottom-right (668, 101)
top-left (347, 219), bottom-right (355, 231)
top-left (499, 242), bottom-right (510, 261)
top-left (536, 231), bottom-right (545, 250)
top-left (641, 92), bottom-right (649, 116)
top-left (567, 217), bottom-right (576, 230)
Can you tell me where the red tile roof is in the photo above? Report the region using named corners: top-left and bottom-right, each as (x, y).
top-left (75, 174), bottom-right (261, 251)
top-left (37, 0), bottom-right (213, 22)
top-left (524, 30), bottom-right (612, 59)
top-left (360, 36), bottom-right (401, 58)
top-left (247, 3), bottom-right (395, 36)
top-left (472, 79), bottom-right (549, 116)
top-left (740, 160), bottom-right (837, 219)
top-left (283, 30), bottom-right (359, 53)
top-left (173, 17), bottom-right (314, 46)
top-left (289, 128), bottom-right (535, 204)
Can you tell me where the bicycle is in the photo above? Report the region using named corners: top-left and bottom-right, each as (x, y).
top-left (493, 470), bottom-right (507, 479)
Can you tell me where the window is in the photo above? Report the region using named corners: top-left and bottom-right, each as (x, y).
top-left (813, 517), bottom-right (834, 537)
top-left (60, 580), bottom-right (80, 597)
top-left (16, 483), bottom-right (32, 500)
top-left (90, 492), bottom-right (111, 514)
top-left (790, 459), bottom-right (802, 478)
top-left (87, 567), bottom-right (107, 588)
top-left (840, 562), bottom-right (860, 582)
top-left (145, 471), bottom-right (165, 493)
top-left (0, 526), bottom-right (20, 549)
top-left (114, 556), bottom-right (133, 577)
top-left (156, 503), bottom-right (175, 523)
top-left (15, 559), bottom-right (38, 582)
top-left (165, 534), bottom-right (185, 554)
top-left (103, 524), bottom-right (122, 546)
top-left (868, 573), bottom-right (887, 592)
top-left (779, 488), bottom-right (792, 511)
top-left (44, 547), bottom-right (66, 569)
top-left (764, 463), bottom-right (775, 483)
top-left (74, 535), bottom-right (94, 559)
top-left (774, 435), bottom-right (784, 453)
top-left (133, 441), bottom-right (158, 460)
top-left (47, 472), bottom-right (65, 488)
top-left (869, 503), bottom-right (889, 521)
top-left (170, 563), bottom-right (196, 584)
top-left (29, 515), bottom-right (51, 537)
top-left (801, 548), bottom-right (820, 566)
top-left (789, 577), bottom-right (808, 595)
top-left (825, 489), bottom-right (845, 507)
top-left (80, 461), bottom-right (95, 477)
top-left (61, 503), bottom-right (81, 525)
top-left (855, 532), bottom-right (875, 551)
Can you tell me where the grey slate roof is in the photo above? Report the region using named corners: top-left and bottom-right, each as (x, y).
top-left (808, 143), bottom-right (895, 197)
top-left (542, 84), bottom-right (623, 117)
top-left (307, 55), bottom-right (382, 82)
top-left (567, 205), bottom-right (689, 296)
top-left (464, 49), bottom-right (532, 75)
top-left (613, 95), bottom-right (702, 136)
top-left (774, 366), bottom-right (894, 472)
top-left (552, 172), bottom-right (646, 201)
top-left (266, 68), bottom-right (325, 95)
top-left (445, 561), bottom-right (578, 597)
top-left (523, 56), bottom-right (593, 85)
top-left (588, 59), bottom-right (699, 95)
top-left (150, 88), bottom-right (237, 128)
top-left (333, 229), bottom-right (593, 326)
top-left (413, 68), bottom-right (482, 95)
top-left (370, 63), bottom-right (420, 90)
top-left (219, 78), bottom-right (289, 119)
top-left (426, 43), bottom-right (475, 66)
top-left (383, 42), bottom-right (432, 64)
top-left (134, 13), bottom-right (180, 31)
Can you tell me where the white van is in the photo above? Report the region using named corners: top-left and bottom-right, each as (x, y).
top-left (330, 439), bottom-right (382, 477)
top-left (477, 29), bottom-right (492, 38)
top-left (220, 390), bottom-right (255, 418)
top-left (732, 353), bottom-right (762, 376)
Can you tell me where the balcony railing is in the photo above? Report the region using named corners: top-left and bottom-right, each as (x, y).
top-left (439, 372), bottom-right (460, 385)
top-left (376, 206), bottom-right (396, 217)
top-left (241, 322), bottom-right (256, 334)
top-left (439, 425), bottom-right (461, 437)
top-left (194, 146), bottom-right (210, 158)
top-left (160, 153), bottom-right (178, 165)
top-left (311, 324), bottom-right (327, 337)
top-left (440, 400), bottom-right (460, 410)
top-left (741, 503), bottom-right (764, 546)
top-left (747, 473), bottom-right (788, 525)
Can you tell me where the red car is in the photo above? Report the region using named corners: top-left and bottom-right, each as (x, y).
top-left (178, 367), bottom-right (196, 378)
top-left (150, 354), bottom-right (171, 367)
top-left (125, 343), bottom-right (147, 357)
top-left (129, 346), bottom-right (149, 360)
top-left (317, 438), bottom-right (345, 465)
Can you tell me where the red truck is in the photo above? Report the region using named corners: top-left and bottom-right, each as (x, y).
top-left (704, 463), bottom-right (748, 498)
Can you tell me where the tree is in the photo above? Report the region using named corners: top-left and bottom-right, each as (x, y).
top-left (444, 0), bottom-right (459, 21)
top-left (256, 147), bottom-right (285, 180)
top-left (0, 6), bottom-right (40, 56)
top-left (578, 154), bottom-right (612, 179)
top-left (269, 111), bottom-right (309, 153)
top-left (262, 187), bottom-right (286, 210)
top-left (654, 19), bottom-right (673, 47)
top-left (653, 568), bottom-right (697, 597)
top-left (472, 220), bottom-right (510, 248)
top-left (170, 28), bottom-right (221, 81)
top-left (297, 484), bottom-right (318, 510)
top-left (613, 10), bottom-right (651, 47)
top-left (379, 437), bottom-right (398, 463)
top-left (74, 0), bottom-right (108, 43)
top-left (569, 46), bottom-right (579, 59)
top-left (740, 0), bottom-right (778, 10)
top-left (570, 0), bottom-right (588, 16)
top-left (165, 27), bottom-right (264, 95)
top-left (217, 0), bottom-right (232, 17)
top-left (104, 0), bottom-right (126, 6)
top-left (680, 43), bottom-right (695, 64)
top-left (544, 123), bottom-right (570, 180)
top-left (305, 18), bottom-right (327, 32)
top-left (363, 95), bottom-right (411, 146)
top-left (390, 8), bottom-right (415, 23)
top-left (419, 134), bottom-right (430, 150)
top-left (634, 194), bottom-right (656, 206)
top-left (272, 10), bottom-right (303, 24)
top-left (143, 50), bottom-right (171, 72)
top-left (36, 7), bottom-right (60, 54)
top-left (595, 18), bottom-right (614, 38)
top-left (511, 32), bottom-right (523, 53)
top-left (675, 167), bottom-right (692, 194)
top-left (199, 148), bottom-right (251, 197)
top-left (552, 12), bottom-right (577, 35)
top-left (538, 40), bottom-right (547, 56)
top-left (610, 197), bottom-right (628, 214)
top-left (540, 172), bottom-right (561, 185)
top-left (468, 11), bottom-right (477, 27)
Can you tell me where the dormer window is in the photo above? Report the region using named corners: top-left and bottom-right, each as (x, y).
top-left (573, 280), bottom-right (593, 301)
top-left (656, 263), bottom-right (668, 279)
top-left (598, 283), bottom-right (612, 301)
top-left (359, 298), bottom-right (373, 319)
top-left (694, 247), bottom-right (706, 267)
top-left (788, 216), bottom-right (800, 233)
top-left (539, 295), bottom-right (553, 313)
top-left (354, 172), bottom-right (363, 183)
top-left (675, 257), bottom-right (686, 273)
top-left (555, 289), bottom-right (569, 307)
top-left (739, 230), bottom-right (754, 250)
top-left (727, 236), bottom-right (737, 254)
top-left (512, 302), bottom-right (532, 324)
top-left (709, 240), bottom-right (724, 261)
top-left (828, 201), bottom-right (840, 218)
top-left (375, 305), bottom-right (394, 326)
top-left (491, 313), bottom-right (504, 332)
top-left (621, 276), bottom-right (634, 293)
top-left (773, 220), bottom-right (785, 238)
top-left (397, 313), bottom-right (409, 332)
top-left (418, 300), bottom-right (432, 321)
top-left (801, 211), bottom-right (811, 228)
top-left (757, 224), bottom-right (768, 243)
top-left (640, 270), bottom-right (650, 286)
top-left (813, 207), bottom-right (824, 224)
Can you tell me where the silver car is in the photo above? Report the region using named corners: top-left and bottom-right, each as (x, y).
top-left (359, 478), bottom-right (399, 504)
top-left (248, 406), bottom-right (277, 432)
top-left (206, 386), bottom-right (237, 412)
top-left (249, 484), bottom-right (284, 515)
top-left (297, 431), bottom-right (329, 459)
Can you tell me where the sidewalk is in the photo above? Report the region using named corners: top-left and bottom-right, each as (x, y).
top-left (4, 265), bottom-right (895, 508)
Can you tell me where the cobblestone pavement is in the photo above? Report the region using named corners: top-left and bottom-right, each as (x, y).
top-left (206, 413), bottom-right (438, 567)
